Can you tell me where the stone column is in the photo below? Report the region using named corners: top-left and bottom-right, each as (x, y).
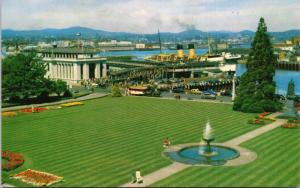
top-left (52, 63), bottom-right (56, 78)
top-left (102, 63), bottom-right (107, 78)
top-left (73, 63), bottom-right (81, 83)
top-left (71, 64), bottom-right (74, 81)
top-left (58, 64), bottom-right (61, 78)
top-left (64, 64), bottom-right (67, 79)
top-left (68, 64), bottom-right (71, 79)
top-left (61, 64), bottom-right (64, 79)
top-left (66, 64), bottom-right (69, 79)
top-left (95, 63), bottom-right (101, 79)
top-left (48, 63), bottom-right (53, 78)
top-left (83, 63), bottom-right (89, 80)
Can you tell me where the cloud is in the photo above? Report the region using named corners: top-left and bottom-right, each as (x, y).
top-left (175, 19), bottom-right (197, 31)
top-left (2, 0), bottom-right (300, 33)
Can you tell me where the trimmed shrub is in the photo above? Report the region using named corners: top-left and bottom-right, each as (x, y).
top-left (111, 84), bottom-right (122, 97)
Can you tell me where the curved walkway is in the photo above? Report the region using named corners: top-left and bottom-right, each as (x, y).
top-left (121, 112), bottom-right (286, 187)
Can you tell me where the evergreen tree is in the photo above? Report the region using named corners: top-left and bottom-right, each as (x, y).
top-left (233, 18), bottom-right (282, 112)
top-left (287, 79), bottom-right (295, 98)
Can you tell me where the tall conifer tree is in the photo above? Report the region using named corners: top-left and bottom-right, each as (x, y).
top-left (233, 18), bottom-right (282, 112)
top-left (287, 79), bottom-right (295, 98)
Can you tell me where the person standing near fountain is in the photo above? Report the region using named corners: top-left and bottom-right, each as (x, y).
top-left (163, 137), bottom-right (171, 148)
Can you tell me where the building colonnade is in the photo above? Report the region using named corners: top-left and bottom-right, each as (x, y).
top-left (48, 62), bottom-right (107, 84)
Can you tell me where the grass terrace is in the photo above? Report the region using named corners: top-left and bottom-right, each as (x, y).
top-left (152, 127), bottom-right (300, 187)
top-left (3, 97), bottom-right (264, 186)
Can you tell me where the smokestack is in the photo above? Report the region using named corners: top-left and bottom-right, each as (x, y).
top-left (188, 43), bottom-right (195, 58)
top-left (177, 44), bottom-right (184, 58)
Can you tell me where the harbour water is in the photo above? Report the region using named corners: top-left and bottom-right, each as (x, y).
top-left (236, 64), bottom-right (300, 95)
top-left (98, 49), bottom-right (300, 95)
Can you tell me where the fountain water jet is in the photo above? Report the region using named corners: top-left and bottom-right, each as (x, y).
top-left (202, 120), bottom-right (215, 156)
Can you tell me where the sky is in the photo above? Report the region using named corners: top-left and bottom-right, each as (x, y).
top-left (2, 0), bottom-right (300, 33)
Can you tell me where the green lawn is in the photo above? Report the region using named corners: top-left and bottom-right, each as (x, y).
top-left (3, 96), bottom-right (257, 187)
top-left (152, 127), bottom-right (300, 187)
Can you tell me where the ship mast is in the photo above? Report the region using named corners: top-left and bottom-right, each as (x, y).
top-left (207, 34), bottom-right (211, 55)
top-left (158, 28), bottom-right (162, 54)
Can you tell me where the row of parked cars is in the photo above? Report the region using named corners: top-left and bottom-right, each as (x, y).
top-left (172, 88), bottom-right (218, 100)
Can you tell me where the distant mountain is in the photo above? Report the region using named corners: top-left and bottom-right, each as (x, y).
top-left (269, 30), bottom-right (300, 41)
top-left (238, 30), bottom-right (255, 36)
top-left (2, 27), bottom-right (109, 38)
top-left (2, 26), bottom-right (300, 42)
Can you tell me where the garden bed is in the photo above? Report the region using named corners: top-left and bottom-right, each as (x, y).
top-left (2, 112), bottom-right (17, 117)
top-left (61, 102), bottom-right (83, 107)
top-left (12, 169), bottom-right (63, 187)
top-left (2, 151), bottom-right (24, 171)
top-left (281, 123), bottom-right (299, 129)
top-left (20, 107), bottom-right (48, 113)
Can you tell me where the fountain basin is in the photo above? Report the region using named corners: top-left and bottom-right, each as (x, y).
top-left (165, 145), bottom-right (239, 166)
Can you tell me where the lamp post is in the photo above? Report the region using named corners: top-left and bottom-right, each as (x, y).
top-left (232, 73), bottom-right (236, 101)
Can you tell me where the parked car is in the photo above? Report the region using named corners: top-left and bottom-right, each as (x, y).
top-left (172, 87), bottom-right (185, 93)
top-left (191, 89), bottom-right (202, 95)
top-left (201, 93), bottom-right (216, 100)
top-left (203, 89), bottom-right (216, 95)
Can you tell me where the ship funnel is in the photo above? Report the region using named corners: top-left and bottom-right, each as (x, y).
top-left (177, 44), bottom-right (184, 58)
top-left (188, 43), bottom-right (195, 58)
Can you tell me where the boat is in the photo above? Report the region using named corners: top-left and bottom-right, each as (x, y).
top-left (222, 52), bottom-right (242, 60)
top-left (128, 86), bottom-right (149, 95)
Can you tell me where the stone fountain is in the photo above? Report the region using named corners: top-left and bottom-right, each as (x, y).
top-left (164, 120), bottom-right (240, 166)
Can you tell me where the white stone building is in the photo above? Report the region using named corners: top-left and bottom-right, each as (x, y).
top-left (39, 48), bottom-right (107, 85)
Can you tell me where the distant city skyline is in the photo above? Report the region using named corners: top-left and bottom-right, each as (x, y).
top-left (2, 0), bottom-right (300, 33)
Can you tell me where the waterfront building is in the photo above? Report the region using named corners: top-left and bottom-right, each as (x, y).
top-left (274, 43), bottom-right (294, 51)
top-left (217, 43), bottom-right (228, 50)
top-left (98, 40), bottom-right (134, 51)
top-left (135, 43), bottom-right (146, 49)
top-left (39, 48), bottom-right (107, 85)
top-left (292, 36), bottom-right (300, 45)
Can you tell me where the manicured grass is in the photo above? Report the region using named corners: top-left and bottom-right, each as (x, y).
top-left (2, 96), bottom-right (257, 187)
top-left (152, 127), bottom-right (300, 187)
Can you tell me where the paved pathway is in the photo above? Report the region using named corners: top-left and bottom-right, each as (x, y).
top-left (2, 93), bottom-right (108, 112)
top-left (121, 163), bottom-right (189, 187)
top-left (225, 112), bottom-right (286, 146)
top-left (2, 184), bottom-right (15, 187)
top-left (121, 112), bottom-right (286, 187)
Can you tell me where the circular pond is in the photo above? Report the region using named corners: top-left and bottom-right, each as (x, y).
top-left (165, 145), bottom-right (239, 166)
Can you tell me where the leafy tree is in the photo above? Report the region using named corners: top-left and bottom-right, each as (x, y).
top-left (233, 18), bottom-right (282, 112)
top-left (111, 84), bottom-right (122, 97)
top-left (37, 79), bottom-right (55, 100)
top-left (287, 79), bottom-right (295, 98)
top-left (53, 79), bottom-right (67, 97)
top-left (2, 53), bottom-right (48, 102)
top-left (63, 89), bottom-right (73, 98)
